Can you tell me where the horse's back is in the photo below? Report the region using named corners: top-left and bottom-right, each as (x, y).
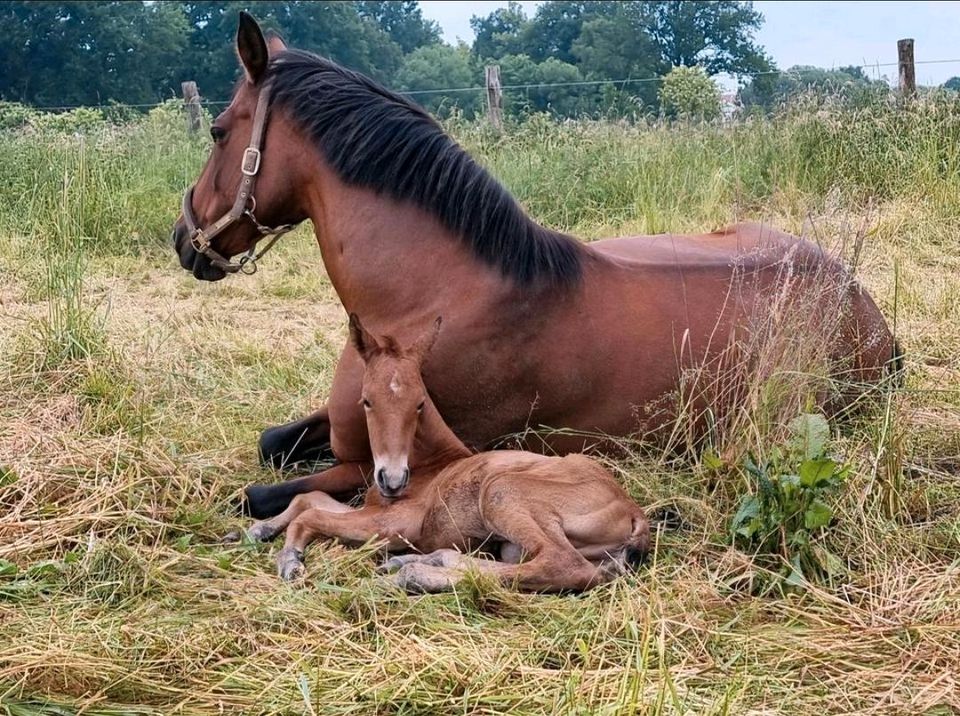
top-left (587, 221), bottom-right (821, 269)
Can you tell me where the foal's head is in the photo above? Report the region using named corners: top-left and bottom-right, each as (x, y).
top-left (349, 314), bottom-right (442, 498)
top-left (171, 12), bottom-right (306, 281)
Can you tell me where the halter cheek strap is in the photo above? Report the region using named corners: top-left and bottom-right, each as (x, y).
top-left (180, 81), bottom-right (298, 275)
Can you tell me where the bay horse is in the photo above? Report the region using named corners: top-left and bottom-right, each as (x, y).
top-left (171, 13), bottom-right (899, 518)
top-left (228, 314), bottom-right (650, 593)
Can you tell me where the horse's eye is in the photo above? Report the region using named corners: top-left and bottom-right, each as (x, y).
top-left (210, 125), bottom-right (227, 144)
top-left (362, 398), bottom-right (372, 409)
top-left (416, 401), bottom-right (425, 413)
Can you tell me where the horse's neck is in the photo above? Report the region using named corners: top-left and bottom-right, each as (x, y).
top-left (303, 163), bottom-right (510, 322)
top-left (412, 398), bottom-right (472, 469)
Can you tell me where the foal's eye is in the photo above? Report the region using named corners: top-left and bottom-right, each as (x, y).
top-left (362, 398), bottom-right (372, 409)
top-left (210, 125), bottom-right (227, 144)
top-left (416, 401), bottom-right (425, 413)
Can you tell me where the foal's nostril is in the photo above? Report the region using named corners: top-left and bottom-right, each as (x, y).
top-left (376, 467), bottom-right (387, 486)
top-left (401, 467), bottom-right (410, 485)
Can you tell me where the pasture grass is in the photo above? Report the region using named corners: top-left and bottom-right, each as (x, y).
top-left (1, 97), bottom-right (959, 714)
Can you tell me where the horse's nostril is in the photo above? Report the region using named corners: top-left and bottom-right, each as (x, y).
top-left (401, 468), bottom-right (410, 484)
top-left (376, 467), bottom-right (387, 485)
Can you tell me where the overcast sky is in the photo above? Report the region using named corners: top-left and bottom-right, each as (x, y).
top-left (419, 1), bottom-right (960, 86)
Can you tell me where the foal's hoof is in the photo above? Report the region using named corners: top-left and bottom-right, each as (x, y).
top-left (276, 547), bottom-right (305, 582)
top-left (377, 555), bottom-right (417, 574)
top-left (390, 563), bottom-right (455, 594)
top-left (221, 522), bottom-right (277, 544)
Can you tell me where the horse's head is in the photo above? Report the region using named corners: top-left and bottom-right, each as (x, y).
top-left (172, 12), bottom-right (305, 281)
top-left (349, 314), bottom-right (442, 499)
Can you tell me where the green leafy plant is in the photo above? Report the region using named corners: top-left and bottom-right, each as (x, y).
top-left (659, 65), bottom-right (722, 121)
top-left (29, 106), bottom-right (106, 134)
top-left (730, 413), bottom-right (849, 588)
top-left (0, 100), bottom-right (38, 130)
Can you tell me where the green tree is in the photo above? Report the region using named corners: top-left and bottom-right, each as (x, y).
top-left (469, 1), bottom-right (771, 113)
top-left (497, 54), bottom-right (593, 117)
top-left (356, 1), bottom-right (441, 54)
top-left (943, 76), bottom-right (960, 91)
top-left (572, 3), bottom-right (662, 108)
top-left (177, 1), bottom-right (406, 103)
top-left (659, 65), bottom-right (721, 120)
top-left (648, 1), bottom-right (770, 76)
top-left (739, 65), bottom-right (887, 109)
top-left (523, 2), bottom-right (609, 64)
top-left (0, 1), bottom-right (441, 108)
top-left (394, 44), bottom-right (481, 118)
top-left (0, 1), bottom-right (188, 106)
top-left (470, 1), bottom-right (531, 60)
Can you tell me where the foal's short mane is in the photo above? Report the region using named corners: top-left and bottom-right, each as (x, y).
top-left (267, 50), bottom-right (583, 286)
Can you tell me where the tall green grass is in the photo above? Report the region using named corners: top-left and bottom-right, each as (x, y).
top-left (451, 92), bottom-right (960, 235)
top-left (0, 93), bottom-right (960, 253)
top-left (3, 92), bottom-right (960, 257)
top-left (0, 100), bottom-right (207, 258)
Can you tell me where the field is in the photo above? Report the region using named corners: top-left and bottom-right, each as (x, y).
top-left (1, 97), bottom-right (959, 715)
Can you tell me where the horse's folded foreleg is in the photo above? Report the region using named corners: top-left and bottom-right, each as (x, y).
top-left (243, 461), bottom-right (371, 518)
top-left (258, 406), bottom-right (334, 468)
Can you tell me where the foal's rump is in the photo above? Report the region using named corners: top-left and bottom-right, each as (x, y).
top-left (469, 452), bottom-right (647, 559)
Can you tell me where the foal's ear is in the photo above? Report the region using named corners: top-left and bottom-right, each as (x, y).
top-left (237, 11), bottom-right (269, 85)
top-left (349, 313), bottom-right (381, 362)
top-left (412, 317), bottom-right (443, 362)
top-left (265, 30), bottom-right (287, 56)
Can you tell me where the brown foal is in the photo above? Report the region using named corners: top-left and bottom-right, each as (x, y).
top-left (230, 315), bottom-right (650, 593)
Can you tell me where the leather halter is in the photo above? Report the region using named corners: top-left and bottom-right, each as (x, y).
top-left (180, 81), bottom-right (297, 275)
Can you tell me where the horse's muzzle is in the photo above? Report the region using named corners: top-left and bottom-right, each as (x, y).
top-left (171, 221), bottom-right (227, 282)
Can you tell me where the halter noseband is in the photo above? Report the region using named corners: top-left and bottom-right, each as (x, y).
top-left (180, 81), bottom-right (297, 275)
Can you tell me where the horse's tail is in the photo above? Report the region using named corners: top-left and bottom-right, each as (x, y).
top-left (622, 514), bottom-right (651, 570)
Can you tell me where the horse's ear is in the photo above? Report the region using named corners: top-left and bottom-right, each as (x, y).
top-left (237, 11), bottom-right (269, 85)
top-left (412, 317), bottom-right (442, 362)
top-left (265, 30), bottom-right (287, 56)
top-left (349, 313), bottom-right (380, 362)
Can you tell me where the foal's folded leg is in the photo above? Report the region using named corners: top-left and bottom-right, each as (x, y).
top-left (276, 505), bottom-right (408, 581)
top-left (390, 549), bottom-right (607, 594)
top-left (223, 491), bottom-right (353, 543)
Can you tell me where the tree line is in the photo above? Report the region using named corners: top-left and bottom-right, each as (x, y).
top-left (0, 1), bottom-right (939, 120)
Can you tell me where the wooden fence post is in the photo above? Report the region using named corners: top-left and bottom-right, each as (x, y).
top-left (485, 65), bottom-right (503, 131)
top-left (897, 39), bottom-right (916, 98)
top-left (181, 81), bottom-right (202, 133)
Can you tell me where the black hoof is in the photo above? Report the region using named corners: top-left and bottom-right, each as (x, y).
top-left (258, 422), bottom-right (333, 469)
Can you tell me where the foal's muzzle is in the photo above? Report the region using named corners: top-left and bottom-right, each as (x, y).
top-left (376, 466), bottom-right (410, 498)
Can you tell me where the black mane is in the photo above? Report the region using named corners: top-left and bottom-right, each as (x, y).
top-left (267, 50), bottom-right (582, 286)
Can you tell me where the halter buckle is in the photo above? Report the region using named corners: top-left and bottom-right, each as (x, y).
top-left (190, 229), bottom-right (210, 253)
top-left (241, 147), bottom-right (262, 176)
top-left (238, 254), bottom-right (258, 275)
